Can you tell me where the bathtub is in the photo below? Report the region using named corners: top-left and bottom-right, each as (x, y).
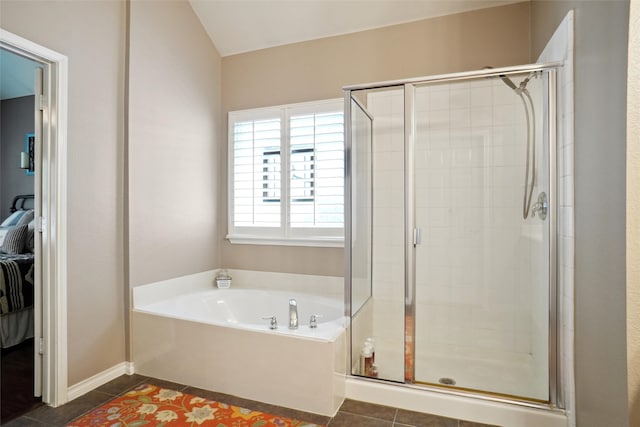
top-left (132, 270), bottom-right (347, 416)
top-left (136, 288), bottom-right (345, 341)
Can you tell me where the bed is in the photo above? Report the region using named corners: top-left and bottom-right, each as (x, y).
top-left (0, 195), bottom-right (35, 348)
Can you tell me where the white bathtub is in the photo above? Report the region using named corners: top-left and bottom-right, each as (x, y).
top-left (131, 270), bottom-right (347, 416)
top-left (136, 288), bottom-right (345, 341)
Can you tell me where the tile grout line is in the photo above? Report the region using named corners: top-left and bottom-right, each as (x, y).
top-left (338, 409), bottom-right (396, 425)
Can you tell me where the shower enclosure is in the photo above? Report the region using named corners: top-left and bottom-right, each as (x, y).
top-left (345, 64), bottom-right (559, 404)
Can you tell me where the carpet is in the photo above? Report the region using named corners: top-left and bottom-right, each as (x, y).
top-left (66, 384), bottom-right (325, 427)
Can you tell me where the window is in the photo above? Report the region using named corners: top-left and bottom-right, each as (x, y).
top-left (228, 99), bottom-right (344, 246)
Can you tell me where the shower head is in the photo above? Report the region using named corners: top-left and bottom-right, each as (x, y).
top-left (499, 74), bottom-right (518, 91)
top-left (483, 66), bottom-right (535, 93)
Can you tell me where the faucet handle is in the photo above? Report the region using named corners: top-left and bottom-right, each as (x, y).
top-left (309, 314), bottom-right (323, 328)
top-left (262, 316), bottom-right (278, 330)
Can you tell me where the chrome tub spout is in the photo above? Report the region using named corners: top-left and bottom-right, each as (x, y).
top-left (289, 299), bottom-right (298, 329)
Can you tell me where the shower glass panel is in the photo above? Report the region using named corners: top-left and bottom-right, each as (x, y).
top-left (411, 72), bottom-right (550, 400)
top-left (346, 65), bottom-right (556, 403)
top-left (349, 88), bottom-right (406, 382)
top-left (349, 98), bottom-right (373, 317)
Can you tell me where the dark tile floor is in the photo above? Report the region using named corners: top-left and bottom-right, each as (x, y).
top-left (1, 339), bottom-right (42, 423)
top-left (2, 374), bottom-right (500, 426)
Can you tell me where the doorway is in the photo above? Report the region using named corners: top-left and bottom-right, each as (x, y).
top-left (0, 47), bottom-right (43, 423)
top-left (0, 28), bottom-right (69, 416)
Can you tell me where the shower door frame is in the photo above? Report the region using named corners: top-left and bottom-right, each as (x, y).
top-left (344, 62), bottom-right (563, 409)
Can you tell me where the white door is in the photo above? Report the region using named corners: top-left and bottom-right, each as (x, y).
top-left (33, 66), bottom-right (43, 397)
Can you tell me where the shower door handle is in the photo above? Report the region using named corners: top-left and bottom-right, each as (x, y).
top-left (413, 228), bottom-right (422, 247)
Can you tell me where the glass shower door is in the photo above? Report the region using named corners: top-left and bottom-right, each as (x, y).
top-left (410, 72), bottom-right (551, 401)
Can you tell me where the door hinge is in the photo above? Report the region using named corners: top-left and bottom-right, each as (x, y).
top-left (39, 337), bottom-right (44, 355)
top-left (413, 227), bottom-right (422, 247)
top-left (36, 216), bottom-right (46, 234)
top-left (39, 94), bottom-right (46, 111)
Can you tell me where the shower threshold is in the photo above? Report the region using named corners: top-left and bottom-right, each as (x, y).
top-left (345, 376), bottom-right (566, 427)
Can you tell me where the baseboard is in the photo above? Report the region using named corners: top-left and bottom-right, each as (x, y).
top-left (67, 361), bottom-right (135, 401)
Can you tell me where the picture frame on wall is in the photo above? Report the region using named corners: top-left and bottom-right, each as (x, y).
top-left (25, 132), bottom-right (34, 175)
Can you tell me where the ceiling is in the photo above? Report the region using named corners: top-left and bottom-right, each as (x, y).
top-left (0, 49), bottom-right (41, 100)
top-left (189, 0), bottom-right (524, 57)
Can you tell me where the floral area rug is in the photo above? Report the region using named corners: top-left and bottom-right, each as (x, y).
top-left (66, 384), bottom-right (324, 427)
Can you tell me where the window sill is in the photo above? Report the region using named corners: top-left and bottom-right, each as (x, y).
top-left (226, 234), bottom-right (344, 248)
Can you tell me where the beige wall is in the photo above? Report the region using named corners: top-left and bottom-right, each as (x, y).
top-left (531, 1), bottom-right (630, 426)
top-left (1, 0), bottom-right (222, 387)
top-left (128, 0), bottom-right (222, 287)
top-left (0, 1), bottom-right (127, 385)
top-left (628, 1), bottom-right (640, 424)
top-left (220, 2), bottom-right (531, 276)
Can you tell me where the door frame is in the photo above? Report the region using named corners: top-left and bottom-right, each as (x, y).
top-left (1, 28), bottom-right (68, 407)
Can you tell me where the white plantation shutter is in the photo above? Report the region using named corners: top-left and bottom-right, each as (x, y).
top-left (232, 116), bottom-right (281, 227)
top-left (228, 99), bottom-right (344, 245)
top-left (289, 110), bottom-right (344, 229)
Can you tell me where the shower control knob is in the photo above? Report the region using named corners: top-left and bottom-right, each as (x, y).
top-left (532, 192), bottom-right (548, 220)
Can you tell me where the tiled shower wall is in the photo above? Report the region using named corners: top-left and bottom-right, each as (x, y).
top-left (412, 77), bottom-right (548, 376)
top-left (368, 89), bottom-right (406, 382)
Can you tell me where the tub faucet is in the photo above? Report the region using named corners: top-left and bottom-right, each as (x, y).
top-left (289, 299), bottom-right (298, 329)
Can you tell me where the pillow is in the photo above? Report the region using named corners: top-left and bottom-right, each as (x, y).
top-left (0, 225), bottom-right (28, 255)
top-left (16, 209), bottom-right (34, 226)
top-left (0, 228), bottom-right (9, 246)
top-left (0, 210), bottom-right (27, 228)
top-left (26, 219), bottom-right (36, 253)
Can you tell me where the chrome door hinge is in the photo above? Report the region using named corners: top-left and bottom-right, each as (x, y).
top-left (39, 94), bottom-right (47, 111)
top-left (39, 337), bottom-right (44, 355)
top-left (413, 228), bottom-right (422, 247)
top-left (36, 216), bottom-right (46, 234)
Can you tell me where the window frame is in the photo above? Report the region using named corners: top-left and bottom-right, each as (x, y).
top-left (227, 98), bottom-right (344, 247)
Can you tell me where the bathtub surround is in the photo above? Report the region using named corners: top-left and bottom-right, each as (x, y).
top-left (131, 269), bottom-right (343, 305)
top-left (132, 313), bottom-right (345, 416)
top-left (131, 270), bottom-right (346, 416)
